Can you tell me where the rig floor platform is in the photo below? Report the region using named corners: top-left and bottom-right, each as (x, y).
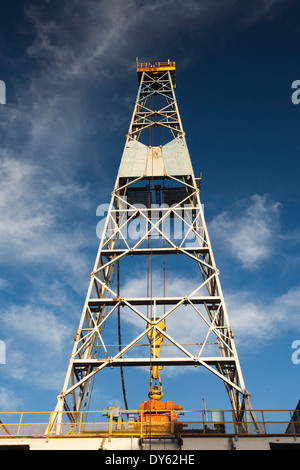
top-left (0, 408), bottom-right (299, 450)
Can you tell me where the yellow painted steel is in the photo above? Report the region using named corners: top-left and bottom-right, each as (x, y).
top-left (137, 60), bottom-right (176, 87)
top-left (136, 60), bottom-right (175, 71)
top-left (147, 320), bottom-right (166, 400)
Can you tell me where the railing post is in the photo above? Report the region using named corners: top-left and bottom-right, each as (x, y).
top-left (109, 410), bottom-right (113, 436)
top-left (140, 413), bottom-right (143, 438)
top-left (232, 410), bottom-right (238, 435)
top-left (288, 409), bottom-right (296, 435)
top-left (17, 412), bottom-right (23, 436)
top-left (261, 410), bottom-right (267, 434)
top-left (56, 411), bottom-right (63, 436)
top-left (46, 412), bottom-right (53, 437)
top-left (78, 410), bottom-right (84, 436)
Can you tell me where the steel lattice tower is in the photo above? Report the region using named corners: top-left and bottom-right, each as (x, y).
top-left (51, 60), bottom-right (262, 434)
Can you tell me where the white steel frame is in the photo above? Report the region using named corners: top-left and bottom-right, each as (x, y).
top-left (51, 66), bottom-right (262, 434)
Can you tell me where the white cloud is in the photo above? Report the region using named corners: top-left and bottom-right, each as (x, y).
top-left (209, 194), bottom-right (281, 269)
top-left (0, 278), bottom-right (9, 290)
top-left (0, 304), bottom-right (73, 383)
top-left (2, 305), bottom-right (71, 352)
top-left (0, 155), bottom-right (54, 242)
top-left (242, 0), bottom-right (286, 26)
top-left (0, 153), bottom-right (92, 291)
top-left (24, 0), bottom-right (286, 83)
top-left (0, 304), bottom-right (73, 391)
top-left (0, 386), bottom-right (23, 411)
top-left (225, 285), bottom-right (300, 347)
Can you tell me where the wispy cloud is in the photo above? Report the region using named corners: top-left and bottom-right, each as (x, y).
top-left (2, 305), bottom-right (71, 355)
top-left (241, 0), bottom-right (286, 27)
top-left (226, 284), bottom-right (300, 347)
top-left (0, 150), bottom-right (92, 399)
top-left (209, 194), bottom-right (281, 269)
top-left (0, 303), bottom-right (73, 391)
top-left (0, 153), bottom-right (91, 288)
top-left (24, 0), bottom-right (287, 82)
top-left (0, 386), bottom-right (24, 411)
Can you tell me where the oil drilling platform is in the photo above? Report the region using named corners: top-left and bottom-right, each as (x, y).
top-left (0, 60), bottom-right (299, 451)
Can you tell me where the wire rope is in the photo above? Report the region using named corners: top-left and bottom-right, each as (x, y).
top-left (117, 259), bottom-right (128, 410)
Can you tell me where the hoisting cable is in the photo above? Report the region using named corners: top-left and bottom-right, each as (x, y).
top-left (117, 258), bottom-right (128, 410)
top-left (149, 92), bottom-right (154, 446)
top-left (163, 179), bottom-right (166, 318)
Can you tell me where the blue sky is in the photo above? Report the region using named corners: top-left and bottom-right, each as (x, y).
top-left (0, 0), bottom-right (299, 415)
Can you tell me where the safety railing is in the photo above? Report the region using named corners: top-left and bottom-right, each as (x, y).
top-left (0, 409), bottom-right (299, 438)
top-left (137, 61), bottom-right (176, 69)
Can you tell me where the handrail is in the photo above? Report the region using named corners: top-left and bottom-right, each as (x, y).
top-left (0, 409), bottom-right (299, 438)
top-left (137, 61), bottom-right (176, 69)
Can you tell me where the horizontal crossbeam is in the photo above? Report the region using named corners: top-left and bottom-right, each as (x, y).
top-left (101, 246), bottom-right (209, 257)
top-left (73, 357), bottom-right (236, 367)
top-left (88, 296), bottom-right (221, 307)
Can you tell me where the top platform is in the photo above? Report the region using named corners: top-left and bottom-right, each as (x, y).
top-left (137, 60), bottom-right (176, 87)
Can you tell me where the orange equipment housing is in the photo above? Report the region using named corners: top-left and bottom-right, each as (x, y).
top-left (139, 399), bottom-right (182, 425)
